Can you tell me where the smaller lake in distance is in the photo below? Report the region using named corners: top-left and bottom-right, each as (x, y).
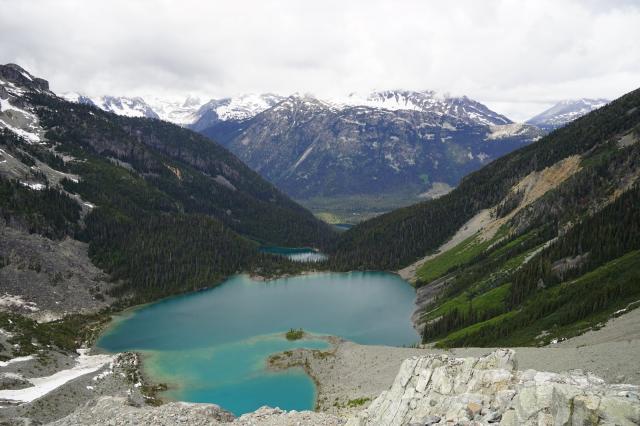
top-left (98, 272), bottom-right (418, 415)
top-left (259, 246), bottom-right (328, 262)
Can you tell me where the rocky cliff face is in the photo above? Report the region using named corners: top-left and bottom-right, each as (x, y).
top-left (49, 350), bottom-right (640, 425)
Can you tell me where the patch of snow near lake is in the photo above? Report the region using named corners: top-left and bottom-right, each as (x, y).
top-left (0, 349), bottom-right (114, 403)
top-left (288, 252), bottom-right (328, 263)
top-left (0, 355), bottom-right (34, 368)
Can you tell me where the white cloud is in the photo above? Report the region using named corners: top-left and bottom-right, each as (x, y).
top-left (1, 0), bottom-right (639, 120)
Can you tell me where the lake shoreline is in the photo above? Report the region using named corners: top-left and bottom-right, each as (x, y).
top-left (265, 309), bottom-right (640, 416)
top-left (93, 271), bottom-right (419, 415)
top-left (266, 333), bottom-right (343, 410)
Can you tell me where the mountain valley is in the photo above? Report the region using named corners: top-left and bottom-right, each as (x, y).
top-left (1, 62), bottom-right (639, 425)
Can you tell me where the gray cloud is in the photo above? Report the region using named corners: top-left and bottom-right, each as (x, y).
top-left (1, 0), bottom-right (639, 120)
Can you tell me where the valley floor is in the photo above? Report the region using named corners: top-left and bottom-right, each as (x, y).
top-left (270, 307), bottom-right (640, 417)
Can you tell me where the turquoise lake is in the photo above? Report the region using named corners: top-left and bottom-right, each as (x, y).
top-left (98, 272), bottom-right (418, 415)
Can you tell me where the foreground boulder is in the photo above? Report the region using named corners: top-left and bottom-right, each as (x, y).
top-left (347, 349), bottom-right (640, 425)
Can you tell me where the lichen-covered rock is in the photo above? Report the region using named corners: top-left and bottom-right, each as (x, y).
top-left (346, 349), bottom-right (640, 425)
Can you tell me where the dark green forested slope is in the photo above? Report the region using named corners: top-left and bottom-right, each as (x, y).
top-left (1, 82), bottom-right (334, 303)
top-left (330, 88), bottom-right (640, 271)
top-left (420, 181), bottom-right (640, 346)
top-left (33, 94), bottom-right (334, 248)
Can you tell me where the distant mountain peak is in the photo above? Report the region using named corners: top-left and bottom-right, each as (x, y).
top-left (326, 90), bottom-right (512, 127)
top-left (526, 98), bottom-right (609, 131)
top-left (0, 63), bottom-right (50, 93)
top-left (60, 93), bottom-right (160, 119)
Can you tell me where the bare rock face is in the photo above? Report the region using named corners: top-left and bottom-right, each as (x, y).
top-left (346, 349), bottom-right (640, 425)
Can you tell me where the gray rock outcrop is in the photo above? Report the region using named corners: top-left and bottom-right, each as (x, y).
top-left (347, 349), bottom-right (640, 425)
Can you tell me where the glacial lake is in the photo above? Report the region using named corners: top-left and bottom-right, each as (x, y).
top-left (98, 272), bottom-right (418, 415)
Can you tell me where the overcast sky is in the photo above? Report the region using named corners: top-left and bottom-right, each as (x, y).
top-left (1, 0), bottom-right (639, 121)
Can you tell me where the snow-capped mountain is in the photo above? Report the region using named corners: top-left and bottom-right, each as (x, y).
top-left (0, 64), bottom-right (51, 145)
top-left (58, 89), bottom-right (519, 132)
top-left (61, 93), bottom-right (160, 119)
top-left (189, 94), bottom-right (285, 131)
top-left (335, 90), bottom-right (512, 126)
top-left (144, 95), bottom-right (204, 125)
top-left (200, 92), bottom-right (543, 201)
top-left (526, 98), bottom-right (609, 131)
top-left (55, 87), bottom-right (544, 204)
top-left (59, 92), bottom-right (285, 129)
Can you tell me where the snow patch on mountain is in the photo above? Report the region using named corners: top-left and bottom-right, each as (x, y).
top-left (0, 89), bottom-right (46, 144)
top-left (57, 89), bottom-right (519, 131)
top-left (331, 90), bottom-right (512, 126)
top-left (527, 98), bottom-right (609, 130)
top-left (144, 95), bottom-right (204, 125)
top-left (215, 94), bottom-right (284, 121)
top-left (93, 96), bottom-right (159, 119)
top-left (61, 93), bottom-right (159, 119)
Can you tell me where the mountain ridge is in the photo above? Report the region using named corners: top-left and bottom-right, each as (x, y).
top-left (526, 98), bottom-right (609, 131)
top-left (60, 89), bottom-right (521, 127)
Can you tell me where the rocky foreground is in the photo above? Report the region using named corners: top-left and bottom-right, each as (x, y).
top-left (347, 349), bottom-right (639, 425)
top-left (50, 349), bottom-right (639, 425)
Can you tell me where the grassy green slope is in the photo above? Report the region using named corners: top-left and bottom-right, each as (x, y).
top-left (421, 177), bottom-right (640, 347)
top-left (437, 250), bottom-right (640, 347)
